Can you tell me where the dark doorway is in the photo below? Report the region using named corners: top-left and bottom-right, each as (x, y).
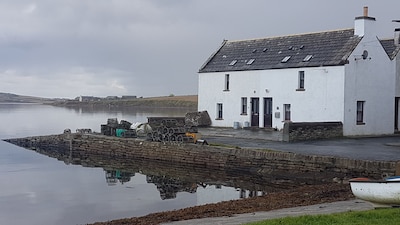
top-left (263, 98), bottom-right (273, 128)
top-left (251, 98), bottom-right (259, 127)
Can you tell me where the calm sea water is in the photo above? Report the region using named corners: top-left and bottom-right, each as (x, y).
top-left (0, 104), bottom-right (260, 225)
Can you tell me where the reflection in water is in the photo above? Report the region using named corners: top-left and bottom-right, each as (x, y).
top-left (11, 137), bottom-right (328, 204)
top-left (105, 170), bottom-right (133, 185)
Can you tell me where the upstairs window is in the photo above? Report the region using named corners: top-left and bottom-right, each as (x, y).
top-left (241, 97), bottom-right (247, 115)
top-left (297, 71), bottom-right (305, 91)
top-left (224, 74), bottom-right (230, 91)
top-left (217, 103), bottom-right (223, 120)
top-left (357, 101), bottom-right (365, 125)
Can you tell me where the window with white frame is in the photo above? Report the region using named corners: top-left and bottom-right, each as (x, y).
top-left (224, 74), bottom-right (230, 91)
top-left (297, 71), bottom-right (305, 90)
top-left (284, 104), bottom-right (291, 121)
top-left (217, 103), bottom-right (223, 119)
top-left (241, 97), bottom-right (247, 115)
top-left (357, 101), bottom-right (365, 125)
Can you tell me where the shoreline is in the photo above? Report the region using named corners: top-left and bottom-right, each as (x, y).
top-left (89, 183), bottom-right (357, 225)
top-left (47, 95), bottom-right (198, 108)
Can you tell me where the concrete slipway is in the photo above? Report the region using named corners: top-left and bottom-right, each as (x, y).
top-left (160, 127), bottom-right (400, 225)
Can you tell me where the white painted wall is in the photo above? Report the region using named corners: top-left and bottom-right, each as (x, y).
top-left (198, 14), bottom-right (399, 136)
top-left (198, 66), bottom-right (346, 130)
top-left (343, 36), bottom-right (396, 136)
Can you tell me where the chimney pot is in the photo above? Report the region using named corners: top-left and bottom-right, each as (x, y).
top-left (363, 6), bottom-right (368, 17)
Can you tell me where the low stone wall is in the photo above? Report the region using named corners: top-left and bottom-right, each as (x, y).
top-left (5, 133), bottom-right (396, 181)
top-left (283, 122), bottom-right (343, 142)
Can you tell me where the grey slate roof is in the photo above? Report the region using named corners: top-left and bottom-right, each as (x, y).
top-left (199, 29), bottom-right (362, 73)
top-left (380, 39), bottom-right (400, 60)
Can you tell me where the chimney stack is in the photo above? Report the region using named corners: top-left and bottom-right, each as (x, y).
top-left (393, 20), bottom-right (400, 47)
top-left (354, 6), bottom-right (376, 37)
top-left (395, 28), bottom-right (400, 47)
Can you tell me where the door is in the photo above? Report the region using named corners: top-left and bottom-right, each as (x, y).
top-left (263, 98), bottom-right (273, 128)
top-left (251, 98), bottom-right (259, 127)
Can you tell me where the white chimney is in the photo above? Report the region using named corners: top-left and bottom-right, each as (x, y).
top-left (354, 6), bottom-right (376, 37)
top-left (395, 28), bottom-right (400, 47)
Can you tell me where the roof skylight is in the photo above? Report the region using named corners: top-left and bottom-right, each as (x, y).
top-left (303, 55), bottom-right (313, 62)
top-left (246, 59), bottom-right (255, 65)
top-left (229, 60), bottom-right (237, 66)
top-left (281, 56), bottom-right (291, 63)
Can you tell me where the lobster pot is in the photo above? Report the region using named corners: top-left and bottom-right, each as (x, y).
top-left (101, 124), bottom-right (111, 136)
top-left (107, 118), bottom-right (119, 128)
top-left (119, 120), bottom-right (132, 129)
top-left (123, 130), bottom-right (137, 138)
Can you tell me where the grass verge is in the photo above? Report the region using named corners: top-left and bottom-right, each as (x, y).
top-left (245, 208), bottom-right (400, 225)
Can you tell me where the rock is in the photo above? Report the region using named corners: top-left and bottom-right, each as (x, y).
top-left (185, 111), bottom-right (212, 127)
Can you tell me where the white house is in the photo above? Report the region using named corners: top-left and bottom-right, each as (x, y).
top-left (198, 7), bottom-right (400, 136)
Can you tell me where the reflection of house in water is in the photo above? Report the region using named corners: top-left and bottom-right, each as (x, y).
top-left (105, 170), bottom-right (134, 185)
top-left (146, 175), bottom-right (197, 200)
top-left (196, 184), bottom-right (265, 205)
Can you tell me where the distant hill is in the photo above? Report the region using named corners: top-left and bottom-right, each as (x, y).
top-left (0, 92), bottom-right (53, 103)
top-left (50, 95), bottom-right (198, 108)
top-left (0, 92), bottom-right (198, 108)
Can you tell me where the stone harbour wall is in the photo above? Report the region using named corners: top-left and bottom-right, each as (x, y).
top-left (6, 133), bottom-right (396, 180)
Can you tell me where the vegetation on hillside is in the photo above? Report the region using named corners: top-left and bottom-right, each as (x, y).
top-left (0, 92), bottom-right (54, 103)
top-left (50, 95), bottom-right (198, 108)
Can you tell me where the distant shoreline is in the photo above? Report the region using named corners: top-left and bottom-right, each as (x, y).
top-left (48, 95), bottom-right (198, 109)
top-left (0, 92), bottom-right (198, 108)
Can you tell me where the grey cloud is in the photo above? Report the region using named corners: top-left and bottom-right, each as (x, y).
top-left (0, 0), bottom-right (399, 98)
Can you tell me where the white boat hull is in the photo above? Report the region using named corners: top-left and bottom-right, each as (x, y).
top-left (350, 179), bottom-right (400, 207)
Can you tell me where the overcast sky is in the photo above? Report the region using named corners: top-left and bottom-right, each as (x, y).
top-left (0, 0), bottom-right (399, 98)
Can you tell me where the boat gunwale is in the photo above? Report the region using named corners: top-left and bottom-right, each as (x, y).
top-left (349, 180), bottom-right (400, 183)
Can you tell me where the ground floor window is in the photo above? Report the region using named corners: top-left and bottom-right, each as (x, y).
top-left (284, 104), bottom-right (291, 121)
top-left (241, 97), bottom-right (247, 115)
top-left (217, 103), bottom-right (223, 119)
top-left (357, 101), bottom-right (365, 125)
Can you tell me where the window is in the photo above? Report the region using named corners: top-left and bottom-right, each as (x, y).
top-left (241, 97), bottom-right (247, 115)
top-left (284, 104), bottom-right (291, 121)
top-left (224, 74), bottom-right (230, 91)
top-left (217, 103), bottom-right (223, 119)
top-left (281, 56), bottom-right (291, 63)
top-left (229, 60), bottom-right (237, 66)
top-left (297, 71), bottom-right (305, 90)
top-left (303, 54), bottom-right (313, 62)
top-left (246, 59), bottom-right (255, 65)
top-left (357, 101), bottom-right (365, 125)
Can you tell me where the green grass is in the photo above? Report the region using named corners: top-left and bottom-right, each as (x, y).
top-left (245, 208), bottom-right (400, 225)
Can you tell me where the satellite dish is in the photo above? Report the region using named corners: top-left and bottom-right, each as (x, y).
top-left (362, 50), bottom-right (368, 60)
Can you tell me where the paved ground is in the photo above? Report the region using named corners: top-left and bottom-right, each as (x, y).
top-left (198, 127), bottom-right (400, 161)
top-left (162, 200), bottom-right (373, 225)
